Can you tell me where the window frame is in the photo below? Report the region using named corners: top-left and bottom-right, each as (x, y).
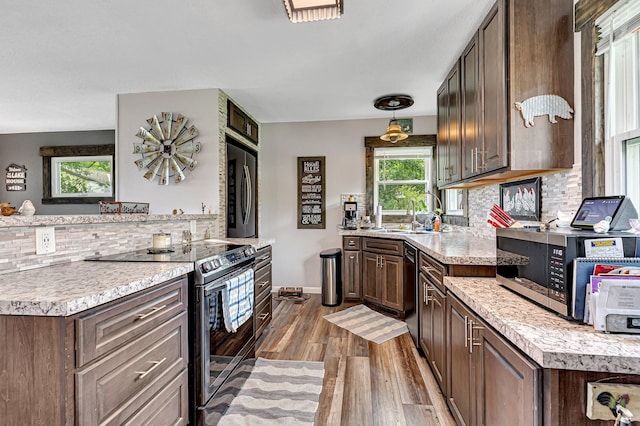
top-left (374, 146), bottom-right (433, 215)
top-left (364, 134), bottom-right (439, 223)
top-left (40, 144), bottom-right (116, 205)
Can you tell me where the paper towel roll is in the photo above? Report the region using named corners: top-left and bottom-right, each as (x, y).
top-left (375, 205), bottom-right (383, 228)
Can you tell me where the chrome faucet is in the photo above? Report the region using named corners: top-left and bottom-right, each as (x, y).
top-left (407, 199), bottom-right (419, 231)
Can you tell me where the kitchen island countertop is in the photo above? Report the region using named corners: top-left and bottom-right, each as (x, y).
top-left (339, 229), bottom-right (496, 265)
top-left (445, 276), bottom-right (640, 374)
top-left (0, 261), bottom-right (192, 316)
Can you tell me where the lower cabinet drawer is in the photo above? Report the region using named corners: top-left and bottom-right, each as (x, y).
top-left (76, 312), bottom-right (188, 426)
top-left (76, 277), bottom-right (187, 367)
top-left (254, 263), bottom-right (272, 303)
top-left (255, 295), bottom-right (272, 338)
top-left (122, 369), bottom-right (188, 426)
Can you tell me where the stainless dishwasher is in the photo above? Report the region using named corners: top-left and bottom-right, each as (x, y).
top-left (403, 242), bottom-right (419, 348)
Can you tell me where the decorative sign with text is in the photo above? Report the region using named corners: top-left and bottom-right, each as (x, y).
top-left (297, 156), bottom-right (325, 229)
top-left (5, 164), bottom-right (27, 191)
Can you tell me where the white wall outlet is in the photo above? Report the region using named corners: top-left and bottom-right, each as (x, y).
top-left (35, 227), bottom-right (56, 255)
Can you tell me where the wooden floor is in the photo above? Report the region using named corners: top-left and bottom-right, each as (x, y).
top-left (256, 295), bottom-right (456, 426)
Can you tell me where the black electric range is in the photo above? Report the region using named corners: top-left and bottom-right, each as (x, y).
top-left (88, 240), bottom-right (256, 283)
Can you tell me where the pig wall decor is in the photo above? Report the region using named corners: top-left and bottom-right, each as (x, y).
top-left (514, 95), bottom-right (573, 128)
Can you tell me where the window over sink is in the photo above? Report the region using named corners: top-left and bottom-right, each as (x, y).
top-left (364, 134), bottom-right (468, 224)
top-left (374, 146), bottom-right (433, 214)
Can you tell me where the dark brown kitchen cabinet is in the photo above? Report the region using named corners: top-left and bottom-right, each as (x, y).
top-left (419, 271), bottom-right (447, 393)
top-left (254, 245), bottom-right (272, 342)
top-left (228, 99), bottom-right (259, 144)
top-left (461, 34), bottom-right (482, 179)
top-left (342, 236), bottom-right (362, 301)
top-left (0, 276), bottom-right (189, 426)
top-left (437, 0), bottom-right (574, 188)
top-left (475, 319), bottom-right (541, 426)
top-left (437, 61), bottom-right (461, 186)
top-left (362, 238), bottom-right (404, 313)
top-left (477, 0), bottom-right (507, 174)
top-left (447, 294), bottom-right (476, 426)
top-left (447, 293), bottom-right (541, 426)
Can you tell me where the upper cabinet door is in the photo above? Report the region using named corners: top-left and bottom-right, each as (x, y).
top-left (479, 0), bottom-right (508, 174)
top-left (437, 62), bottom-right (461, 188)
top-left (461, 34), bottom-right (481, 179)
top-left (446, 63), bottom-right (462, 183)
top-left (436, 81), bottom-right (449, 188)
top-left (227, 100), bottom-right (259, 144)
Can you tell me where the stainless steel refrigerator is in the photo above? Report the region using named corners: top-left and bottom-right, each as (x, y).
top-left (226, 138), bottom-right (257, 238)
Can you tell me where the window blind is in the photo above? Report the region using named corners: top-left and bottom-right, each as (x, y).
top-left (596, 0), bottom-right (640, 55)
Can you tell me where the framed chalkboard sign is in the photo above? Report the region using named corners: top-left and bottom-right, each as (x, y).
top-left (297, 156), bottom-right (325, 229)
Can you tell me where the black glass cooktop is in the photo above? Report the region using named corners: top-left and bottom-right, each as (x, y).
top-left (88, 241), bottom-right (246, 263)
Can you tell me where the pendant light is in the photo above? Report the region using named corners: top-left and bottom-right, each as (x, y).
top-left (374, 94), bottom-right (414, 143)
top-left (380, 111), bottom-right (407, 142)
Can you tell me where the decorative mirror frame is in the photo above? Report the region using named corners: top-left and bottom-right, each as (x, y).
top-left (40, 144), bottom-right (115, 205)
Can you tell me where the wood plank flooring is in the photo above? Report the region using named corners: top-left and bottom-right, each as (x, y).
top-left (257, 296), bottom-right (456, 425)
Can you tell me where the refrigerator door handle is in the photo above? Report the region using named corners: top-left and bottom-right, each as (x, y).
top-left (242, 164), bottom-right (251, 225)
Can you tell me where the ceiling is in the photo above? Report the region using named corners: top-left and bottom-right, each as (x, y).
top-left (0, 0), bottom-right (494, 133)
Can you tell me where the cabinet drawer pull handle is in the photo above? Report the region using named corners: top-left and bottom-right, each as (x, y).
top-left (258, 281), bottom-right (270, 288)
top-left (348, 241), bottom-right (356, 246)
top-left (258, 313), bottom-right (269, 320)
top-left (257, 255), bottom-right (270, 262)
top-left (135, 357), bottom-right (167, 379)
top-left (463, 315), bottom-right (469, 348)
top-left (137, 304), bottom-right (167, 320)
top-left (425, 285), bottom-right (434, 302)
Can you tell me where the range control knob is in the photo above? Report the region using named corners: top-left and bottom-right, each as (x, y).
top-left (201, 262), bottom-right (213, 273)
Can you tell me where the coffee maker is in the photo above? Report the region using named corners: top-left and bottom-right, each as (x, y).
top-left (343, 199), bottom-right (358, 230)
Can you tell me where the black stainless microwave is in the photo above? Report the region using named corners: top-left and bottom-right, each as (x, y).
top-left (496, 228), bottom-right (639, 318)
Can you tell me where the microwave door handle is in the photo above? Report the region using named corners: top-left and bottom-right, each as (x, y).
top-left (243, 164), bottom-right (251, 225)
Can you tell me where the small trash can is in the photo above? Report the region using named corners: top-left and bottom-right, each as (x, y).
top-left (320, 248), bottom-right (342, 307)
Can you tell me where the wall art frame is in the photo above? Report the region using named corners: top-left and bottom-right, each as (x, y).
top-left (499, 177), bottom-right (541, 221)
top-left (297, 156), bottom-right (325, 229)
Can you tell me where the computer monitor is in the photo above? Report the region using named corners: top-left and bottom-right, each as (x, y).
top-left (571, 195), bottom-right (638, 230)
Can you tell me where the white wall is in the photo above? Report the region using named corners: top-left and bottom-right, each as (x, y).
top-left (116, 89), bottom-right (220, 214)
top-left (261, 116), bottom-right (436, 292)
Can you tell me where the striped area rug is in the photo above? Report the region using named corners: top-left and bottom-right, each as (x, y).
top-left (218, 357), bottom-right (325, 425)
top-left (323, 304), bottom-right (408, 344)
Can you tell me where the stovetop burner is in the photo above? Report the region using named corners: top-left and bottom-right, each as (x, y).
top-left (90, 240), bottom-right (247, 263)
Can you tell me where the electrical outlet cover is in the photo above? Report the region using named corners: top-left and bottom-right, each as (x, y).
top-left (587, 382), bottom-right (640, 420)
top-left (35, 227), bottom-right (56, 255)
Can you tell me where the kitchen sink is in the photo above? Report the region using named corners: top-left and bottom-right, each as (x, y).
top-left (371, 229), bottom-right (437, 235)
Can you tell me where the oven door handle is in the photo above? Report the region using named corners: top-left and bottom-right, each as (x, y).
top-left (203, 264), bottom-right (255, 296)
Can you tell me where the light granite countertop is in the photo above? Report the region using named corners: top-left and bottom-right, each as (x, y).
top-left (445, 277), bottom-right (640, 374)
top-left (0, 261), bottom-right (193, 316)
top-left (339, 229), bottom-right (496, 265)
top-left (206, 237), bottom-right (275, 250)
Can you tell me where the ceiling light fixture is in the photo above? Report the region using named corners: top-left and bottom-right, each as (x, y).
top-left (282, 0), bottom-right (344, 23)
top-left (374, 94), bottom-right (414, 143)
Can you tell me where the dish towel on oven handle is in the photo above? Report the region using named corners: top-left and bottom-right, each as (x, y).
top-left (222, 268), bottom-right (255, 333)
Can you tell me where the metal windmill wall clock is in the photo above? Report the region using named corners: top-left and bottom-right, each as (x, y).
top-left (133, 112), bottom-right (201, 185)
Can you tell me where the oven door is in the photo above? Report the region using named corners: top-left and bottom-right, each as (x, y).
top-left (196, 266), bottom-right (255, 406)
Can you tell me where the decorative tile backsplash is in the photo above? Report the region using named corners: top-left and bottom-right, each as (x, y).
top-left (0, 215), bottom-right (220, 275)
top-left (454, 165), bottom-right (583, 239)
